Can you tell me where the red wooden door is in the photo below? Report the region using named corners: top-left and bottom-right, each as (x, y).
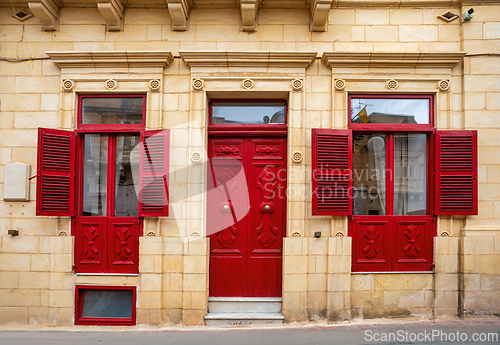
top-left (208, 137), bottom-right (286, 297)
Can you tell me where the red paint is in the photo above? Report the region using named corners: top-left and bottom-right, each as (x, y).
top-left (208, 136), bottom-right (286, 297)
top-left (75, 285), bottom-right (136, 326)
top-left (435, 130), bottom-right (478, 215)
top-left (36, 128), bottom-right (76, 216)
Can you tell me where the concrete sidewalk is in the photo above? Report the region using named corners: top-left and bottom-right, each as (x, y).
top-left (0, 319), bottom-right (498, 345)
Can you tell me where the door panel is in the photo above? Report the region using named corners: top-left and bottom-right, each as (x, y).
top-left (108, 218), bottom-right (139, 274)
top-left (351, 217), bottom-right (392, 272)
top-left (209, 137), bottom-right (286, 297)
top-left (74, 217), bottom-right (107, 273)
top-left (394, 216), bottom-right (434, 271)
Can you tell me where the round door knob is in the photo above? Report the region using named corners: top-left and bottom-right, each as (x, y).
top-left (264, 205), bottom-right (271, 212)
top-left (223, 204), bottom-right (230, 211)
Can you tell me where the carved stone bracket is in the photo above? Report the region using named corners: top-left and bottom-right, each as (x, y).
top-left (28, 0), bottom-right (62, 31)
top-left (309, 0), bottom-right (332, 32)
top-left (97, 0), bottom-right (126, 31)
top-left (239, 0), bottom-right (261, 32)
top-left (167, 0), bottom-right (192, 31)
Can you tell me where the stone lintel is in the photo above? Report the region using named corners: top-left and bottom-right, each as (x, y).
top-left (179, 51), bottom-right (318, 68)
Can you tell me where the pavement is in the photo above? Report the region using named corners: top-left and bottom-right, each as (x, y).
top-left (0, 318), bottom-right (499, 345)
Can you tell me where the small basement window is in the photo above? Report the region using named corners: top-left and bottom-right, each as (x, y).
top-left (75, 286), bottom-right (136, 325)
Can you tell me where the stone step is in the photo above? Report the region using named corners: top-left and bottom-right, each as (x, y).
top-left (208, 297), bottom-right (282, 313)
top-left (205, 312), bottom-right (284, 327)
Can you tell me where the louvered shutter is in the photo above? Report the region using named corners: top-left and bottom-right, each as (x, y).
top-left (312, 129), bottom-right (352, 215)
top-left (435, 130), bottom-right (477, 215)
top-left (36, 128), bottom-right (75, 216)
top-left (138, 129), bottom-right (170, 217)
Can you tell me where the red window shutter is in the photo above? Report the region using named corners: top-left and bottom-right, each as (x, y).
top-left (312, 129), bottom-right (352, 215)
top-left (138, 129), bottom-right (170, 217)
top-left (36, 128), bottom-right (75, 216)
top-left (435, 130), bottom-right (478, 215)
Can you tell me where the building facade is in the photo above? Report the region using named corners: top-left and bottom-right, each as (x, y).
top-left (0, 0), bottom-right (499, 327)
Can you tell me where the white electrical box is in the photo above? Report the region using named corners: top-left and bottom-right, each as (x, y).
top-left (4, 162), bottom-right (31, 201)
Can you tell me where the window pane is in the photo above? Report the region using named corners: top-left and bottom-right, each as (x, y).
top-left (82, 135), bottom-right (108, 216)
top-left (81, 289), bottom-right (133, 318)
top-left (352, 134), bottom-right (387, 215)
top-left (212, 102), bottom-right (286, 124)
top-left (351, 98), bottom-right (430, 124)
top-left (82, 97), bottom-right (143, 125)
top-left (394, 134), bottom-right (427, 215)
top-left (114, 134), bottom-right (140, 217)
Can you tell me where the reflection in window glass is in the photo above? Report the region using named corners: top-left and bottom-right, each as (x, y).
top-left (352, 134), bottom-right (387, 215)
top-left (82, 135), bottom-right (108, 216)
top-left (394, 134), bottom-right (427, 215)
top-left (114, 135), bottom-right (140, 217)
top-left (351, 98), bottom-right (430, 124)
top-left (81, 289), bottom-right (133, 318)
top-left (212, 102), bottom-right (286, 124)
top-left (82, 97), bottom-right (143, 125)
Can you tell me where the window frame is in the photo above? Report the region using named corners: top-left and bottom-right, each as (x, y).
top-left (75, 285), bottom-right (136, 326)
top-left (348, 94), bottom-right (435, 132)
top-left (77, 94), bottom-right (147, 132)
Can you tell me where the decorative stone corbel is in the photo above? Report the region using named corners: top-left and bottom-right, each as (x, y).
top-left (239, 0), bottom-right (260, 32)
top-left (28, 0), bottom-right (62, 31)
top-left (309, 0), bottom-right (332, 32)
top-left (97, 0), bottom-right (126, 31)
top-left (166, 0), bottom-right (191, 31)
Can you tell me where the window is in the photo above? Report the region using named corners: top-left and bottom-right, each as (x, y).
top-left (312, 95), bottom-right (477, 272)
top-left (75, 285), bottom-right (136, 325)
top-left (36, 95), bottom-right (170, 274)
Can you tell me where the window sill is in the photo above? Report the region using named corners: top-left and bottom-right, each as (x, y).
top-left (75, 273), bottom-right (139, 276)
top-left (351, 271), bottom-right (433, 274)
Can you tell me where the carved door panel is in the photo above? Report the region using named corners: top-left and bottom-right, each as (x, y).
top-left (394, 216), bottom-right (434, 271)
top-left (209, 137), bottom-right (286, 297)
top-left (74, 217), bottom-right (107, 273)
top-left (108, 218), bottom-right (139, 274)
top-left (351, 216), bottom-right (392, 272)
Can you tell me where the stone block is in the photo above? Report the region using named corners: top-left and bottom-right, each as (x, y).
top-left (480, 275), bottom-right (500, 292)
top-left (351, 274), bottom-right (374, 291)
top-left (139, 237), bottom-right (163, 255)
top-left (30, 254), bottom-right (50, 272)
top-left (28, 306), bottom-right (49, 326)
top-left (139, 291), bottom-right (161, 309)
top-left (435, 273), bottom-right (458, 291)
top-left (374, 274), bottom-right (433, 291)
top-left (187, 238), bottom-right (208, 256)
top-left (0, 271), bottom-right (18, 289)
top-left (0, 307), bottom-right (29, 324)
top-left (49, 307), bottom-right (73, 326)
top-left (49, 290), bottom-right (73, 308)
top-left (327, 291), bottom-right (345, 309)
top-left (400, 25), bottom-right (438, 42)
top-left (182, 309), bottom-right (206, 326)
top-left (141, 273), bottom-right (162, 291)
top-left (19, 271), bottom-right (49, 289)
top-left (308, 238), bottom-right (328, 255)
top-left (464, 291), bottom-right (493, 310)
top-left (308, 273), bottom-right (327, 291)
top-left (365, 26), bottom-right (399, 42)
top-left (283, 292), bottom-right (305, 310)
top-left (163, 291), bottom-right (183, 309)
top-left (0, 289), bottom-right (40, 307)
top-left (52, 254), bottom-right (72, 272)
top-left (139, 255), bottom-right (155, 273)
top-left (183, 274), bottom-right (207, 292)
top-left (327, 255), bottom-right (351, 274)
top-left (163, 309), bottom-right (182, 325)
top-left (283, 274), bottom-right (307, 292)
top-left (0, 253), bottom-right (31, 271)
top-left (182, 291), bottom-right (207, 310)
top-left (183, 255), bottom-right (207, 274)
top-left (464, 237), bottom-right (495, 255)
top-left (1, 236), bottom-right (38, 253)
top-left (327, 274), bottom-right (350, 292)
top-left (356, 9), bottom-right (389, 25)
top-left (49, 272), bottom-right (72, 290)
top-left (389, 9), bottom-right (423, 25)
top-left (163, 238), bottom-right (184, 255)
top-left (284, 256), bottom-right (307, 274)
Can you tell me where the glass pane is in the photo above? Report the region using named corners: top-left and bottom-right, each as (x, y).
top-left (394, 134), bottom-right (427, 215)
top-left (82, 135), bottom-right (108, 216)
top-left (82, 97), bottom-right (143, 125)
top-left (114, 134), bottom-right (140, 217)
top-left (212, 102), bottom-right (286, 124)
top-left (352, 134), bottom-right (387, 215)
top-left (351, 98), bottom-right (430, 124)
top-left (81, 289), bottom-right (133, 318)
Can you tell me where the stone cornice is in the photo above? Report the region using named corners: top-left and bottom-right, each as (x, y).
top-left (321, 52), bottom-right (467, 69)
top-left (179, 51), bottom-right (318, 68)
top-left (45, 51), bottom-right (174, 68)
top-left (331, 0), bottom-right (500, 7)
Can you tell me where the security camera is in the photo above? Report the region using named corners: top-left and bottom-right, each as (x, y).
top-left (463, 8), bottom-right (474, 21)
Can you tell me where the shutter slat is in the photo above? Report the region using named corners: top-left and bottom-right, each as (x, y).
top-left (139, 130), bottom-right (170, 217)
top-left (312, 129), bottom-right (352, 215)
top-left (36, 128), bottom-right (75, 216)
top-left (435, 130), bottom-right (477, 215)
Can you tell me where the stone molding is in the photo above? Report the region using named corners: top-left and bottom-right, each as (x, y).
top-left (97, 0), bottom-right (126, 31)
top-left (179, 51), bottom-right (317, 68)
top-left (331, 0), bottom-right (499, 7)
top-left (309, 0), bottom-right (331, 32)
top-left (45, 51), bottom-right (174, 68)
top-left (239, 0), bottom-right (261, 32)
top-left (167, 0), bottom-right (192, 31)
top-left (321, 52), bottom-right (466, 69)
top-left (28, 0), bottom-right (62, 31)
